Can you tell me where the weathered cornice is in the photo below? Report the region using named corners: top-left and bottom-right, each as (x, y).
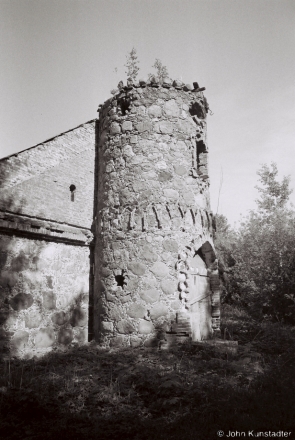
top-left (0, 211), bottom-right (93, 246)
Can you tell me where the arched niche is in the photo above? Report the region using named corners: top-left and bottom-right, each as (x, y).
top-left (178, 241), bottom-right (216, 341)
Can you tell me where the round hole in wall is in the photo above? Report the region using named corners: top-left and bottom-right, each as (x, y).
top-left (70, 184), bottom-right (76, 192)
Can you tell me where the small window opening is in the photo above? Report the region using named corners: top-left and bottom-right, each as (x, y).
top-left (189, 101), bottom-right (206, 119)
top-left (119, 96), bottom-right (131, 116)
top-left (196, 141), bottom-right (208, 178)
top-left (70, 184), bottom-right (76, 202)
top-left (115, 270), bottom-right (126, 288)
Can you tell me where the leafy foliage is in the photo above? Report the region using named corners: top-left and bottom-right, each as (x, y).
top-left (125, 47), bottom-right (140, 80)
top-left (216, 163), bottom-right (295, 324)
top-left (149, 59), bottom-right (169, 83)
top-left (255, 162), bottom-right (292, 212)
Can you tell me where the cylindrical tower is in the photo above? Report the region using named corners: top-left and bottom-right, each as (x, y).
top-left (94, 78), bottom-right (220, 348)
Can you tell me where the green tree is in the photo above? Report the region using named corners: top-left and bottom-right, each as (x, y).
top-left (149, 59), bottom-right (169, 83)
top-left (214, 214), bottom-right (238, 303)
top-left (219, 164), bottom-right (295, 323)
top-left (255, 162), bottom-right (292, 213)
top-left (125, 48), bottom-right (140, 80)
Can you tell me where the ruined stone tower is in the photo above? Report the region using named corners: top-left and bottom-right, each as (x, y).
top-left (94, 78), bottom-right (221, 348)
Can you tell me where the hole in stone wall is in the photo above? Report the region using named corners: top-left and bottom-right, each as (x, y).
top-left (115, 271), bottom-right (126, 288)
top-left (70, 184), bottom-right (76, 202)
top-left (196, 141), bottom-right (208, 178)
top-left (119, 96), bottom-right (131, 116)
top-left (189, 101), bottom-right (206, 119)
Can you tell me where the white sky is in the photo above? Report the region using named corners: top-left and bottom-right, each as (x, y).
top-left (1, 0), bottom-right (294, 225)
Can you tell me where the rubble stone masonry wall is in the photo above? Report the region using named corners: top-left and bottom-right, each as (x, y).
top-left (0, 121), bottom-right (95, 357)
top-left (0, 235), bottom-right (89, 357)
top-left (94, 81), bottom-right (220, 348)
top-left (0, 79), bottom-right (221, 356)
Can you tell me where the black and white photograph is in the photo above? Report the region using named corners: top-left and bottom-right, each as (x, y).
top-left (0, 1), bottom-right (295, 439)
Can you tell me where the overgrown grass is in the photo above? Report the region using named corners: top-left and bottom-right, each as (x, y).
top-left (1, 307), bottom-right (295, 439)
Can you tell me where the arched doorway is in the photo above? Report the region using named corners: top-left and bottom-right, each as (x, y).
top-left (186, 253), bottom-right (211, 340)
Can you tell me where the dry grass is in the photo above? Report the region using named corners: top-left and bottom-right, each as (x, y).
top-left (1, 310), bottom-right (295, 439)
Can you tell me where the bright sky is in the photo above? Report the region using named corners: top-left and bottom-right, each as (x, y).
top-left (1, 0), bottom-right (294, 225)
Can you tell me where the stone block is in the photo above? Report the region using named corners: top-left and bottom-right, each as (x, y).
top-left (135, 121), bottom-right (152, 133)
top-left (161, 279), bottom-right (177, 295)
top-left (74, 328), bottom-right (87, 344)
top-left (10, 292), bottom-right (33, 311)
top-left (11, 330), bottom-right (29, 350)
top-left (170, 300), bottom-right (182, 310)
top-left (70, 307), bottom-right (87, 327)
top-left (162, 239), bottom-right (178, 253)
top-left (108, 306), bottom-right (122, 321)
top-left (25, 311), bottom-right (43, 329)
top-left (43, 291), bottom-right (56, 310)
top-left (122, 144), bottom-right (134, 157)
top-left (110, 335), bottom-right (125, 347)
top-left (117, 319), bottom-right (135, 334)
top-left (127, 303), bottom-right (146, 319)
top-left (35, 328), bottom-right (55, 348)
top-left (158, 171), bottom-right (172, 182)
top-left (148, 105), bottom-right (162, 118)
top-left (130, 336), bottom-right (142, 347)
top-left (100, 267), bottom-right (112, 277)
top-left (11, 252), bottom-right (30, 272)
top-left (128, 261), bottom-right (146, 276)
top-left (139, 289), bottom-right (160, 304)
top-left (176, 119), bottom-right (194, 135)
top-left (101, 321), bottom-right (113, 333)
top-left (155, 160), bottom-right (168, 170)
top-left (150, 302), bottom-right (169, 319)
top-left (163, 100), bottom-right (180, 117)
top-left (122, 121), bottom-right (133, 132)
top-left (163, 189), bottom-right (179, 202)
top-left (174, 164), bottom-right (187, 176)
top-left (125, 277), bottom-right (139, 291)
top-left (150, 262), bottom-right (169, 279)
top-left (51, 311), bottom-right (68, 326)
top-left (0, 270), bottom-right (19, 288)
top-left (138, 319), bottom-right (154, 334)
top-left (58, 327), bottom-right (73, 345)
top-left (158, 121), bottom-right (173, 134)
top-left (181, 190), bottom-right (195, 205)
top-left (140, 245), bottom-right (158, 263)
top-left (110, 122), bottom-right (121, 135)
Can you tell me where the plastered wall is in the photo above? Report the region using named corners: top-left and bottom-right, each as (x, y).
top-left (0, 121), bottom-right (95, 228)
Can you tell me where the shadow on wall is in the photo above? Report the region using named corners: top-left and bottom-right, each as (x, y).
top-left (0, 235), bottom-right (89, 358)
top-left (0, 157), bottom-right (28, 215)
top-left (0, 150), bottom-right (91, 358)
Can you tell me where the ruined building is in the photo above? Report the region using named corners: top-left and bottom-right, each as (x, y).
top-left (0, 77), bottom-right (220, 357)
